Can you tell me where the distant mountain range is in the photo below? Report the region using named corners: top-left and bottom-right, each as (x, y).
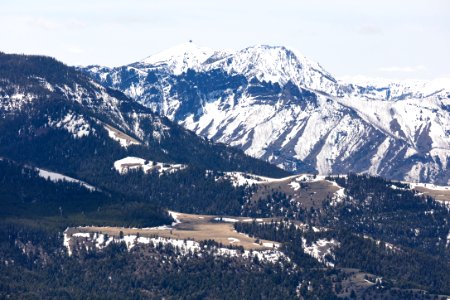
top-left (82, 42), bottom-right (450, 184)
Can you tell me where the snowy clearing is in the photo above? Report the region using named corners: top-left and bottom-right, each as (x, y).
top-left (113, 156), bottom-right (187, 175)
top-left (64, 229), bottom-right (286, 264)
top-left (37, 168), bottom-right (97, 191)
top-left (104, 124), bottom-right (141, 148)
top-left (302, 238), bottom-right (340, 267)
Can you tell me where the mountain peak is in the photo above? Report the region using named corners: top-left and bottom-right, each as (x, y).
top-left (240, 44), bottom-right (322, 71)
top-left (140, 42), bottom-right (215, 74)
top-left (202, 44), bottom-right (338, 93)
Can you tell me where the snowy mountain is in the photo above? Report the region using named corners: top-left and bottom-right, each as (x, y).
top-left (138, 42), bottom-right (216, 75)
top-left (203, 45), bottom-right (339, 95)
top-left (82, 43), bottom-right (450, 184)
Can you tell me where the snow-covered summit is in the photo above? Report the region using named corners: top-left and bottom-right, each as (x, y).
top-left (139, 42), bottom-right (215, 75)
top-left (203, 44), bottom-right (338, 94)
top-left (136, 43), bottom-right (338, 93)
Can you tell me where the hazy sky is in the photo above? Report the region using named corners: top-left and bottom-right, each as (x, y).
top-left (1, 0), bottom-right (449, 80)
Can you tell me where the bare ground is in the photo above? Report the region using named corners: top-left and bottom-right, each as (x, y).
top-left (413, 186), bottom-right (450, 203)
top-left (251, 177), bottom-right (340, 209)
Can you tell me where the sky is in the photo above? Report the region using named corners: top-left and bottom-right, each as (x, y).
top-left (1, 0), bottom-right (449, 80)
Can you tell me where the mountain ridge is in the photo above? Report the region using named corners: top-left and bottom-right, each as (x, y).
top-left (82, 43), bottom-right (450, 184)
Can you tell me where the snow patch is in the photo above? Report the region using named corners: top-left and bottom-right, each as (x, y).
top-left (214, 217), bottom-right (239, 223)
top-left (289, 181), bottom-right (301, 191)
top-left (302, 238), bottom-right (340, 267)
top-left (104, 125), bottom-right (140, 148)
top-left (228, 237), bottom-right (240, 243)
top-left (222, 172), bottom-right (307, 187)
top-left (73, 233), bottom-right (91, 238)
top-left (222, 172), bottom-right (267, 187)
top-left (262, 242), bottom-right (280, 248)
top-left (50, 112), bottom-right (93, 138)
top-left (113, 156), bottom-right (187, 175)
top-left (168, 211), bottom-right (181, 226)
top-left (37, 168), bottom-right (97, 191)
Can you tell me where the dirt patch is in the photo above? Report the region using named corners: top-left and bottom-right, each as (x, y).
top-left (414, 186), bottom-right (450, 202)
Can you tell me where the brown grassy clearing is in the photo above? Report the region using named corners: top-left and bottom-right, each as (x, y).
top-left (413, 186), bottom-right (450, 203)
top-left (251, 177), bottom-right (340, 209)
top-left (70, 212), bottom-right (280, 250)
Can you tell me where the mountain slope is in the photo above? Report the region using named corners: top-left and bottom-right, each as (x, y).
top-left (0, 52), bottom-right (289, 179)
top-left (0, 158), bottom-right (171, 228)
top-left (82, 44), bottom-right (450, 184)
top-left (0, 52), bottom-right (295, 230)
